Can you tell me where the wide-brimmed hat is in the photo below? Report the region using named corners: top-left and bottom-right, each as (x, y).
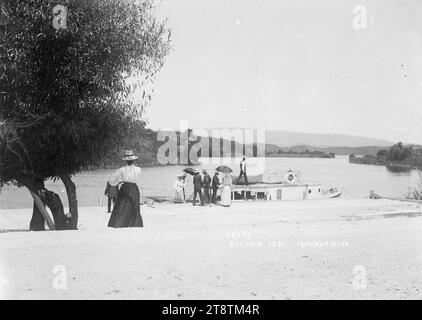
top-left (122, 150), bottom-right (138, 161)
top-left (177, 173), bottom-right (186, 179)
top-left (195, 169), bottom-right (200, 173)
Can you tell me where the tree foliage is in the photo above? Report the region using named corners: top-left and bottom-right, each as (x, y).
top-left (0, 0), bottom-right (170, 180)
top-left (386, 142), bottom-right (413, 162)
top-left (0, 0), bottom-right (171, 229)
top-left (376, 149), bottom-right (388, 157)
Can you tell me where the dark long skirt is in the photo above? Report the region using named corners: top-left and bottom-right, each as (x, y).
top-left (108, 182), bottom-right (143, 228)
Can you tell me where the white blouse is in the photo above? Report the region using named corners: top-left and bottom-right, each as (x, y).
top-left (174, 179), bottom-right (185, 191)
top-left (109, 164), bottom-right (142, 189)
top-left (240, 160), bottom-right (246, 171)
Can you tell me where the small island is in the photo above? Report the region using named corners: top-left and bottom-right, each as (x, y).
top-left (266, 149), bottom-right (335, 159)
top-left (349, 142), bottom-right (422, 171)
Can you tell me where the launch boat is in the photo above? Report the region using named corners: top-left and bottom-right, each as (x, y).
top-left (231, 170), bottom-right (342, 201)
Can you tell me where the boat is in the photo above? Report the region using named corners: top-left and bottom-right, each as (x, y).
top-left (232, 173), bottom-right (264, 185)
top-left (322, 186), bottom-right (343, 199)
top-left (230, 170), bottom-right (342, 201)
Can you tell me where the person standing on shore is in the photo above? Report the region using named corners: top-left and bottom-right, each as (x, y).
top-left (174, 174), bottom-right (186, 203)
top-left (221, 172), bottom-right (233, 207)
top-left (211, 170), bottom-right (220, 204)
top-left (192, 169), bottom-right (204, 206)
top-left (202, 169), bottom-right (211, 204)
top-left (104, 181), bottom-right (118, 213)
top-left (107, 150), bottom-right (144, 228)
top-left (238, 156), bottom-right (248, 185)
top-left (180, 173), bottom-right (187, 202)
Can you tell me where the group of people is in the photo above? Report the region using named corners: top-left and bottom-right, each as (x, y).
top-left (174, 168), bottom-right (234, 207)
top-left (104, 151), bottom-right (248, 229)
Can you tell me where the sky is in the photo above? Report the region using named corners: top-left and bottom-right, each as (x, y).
top-left (138, 0), bottom-right (422, 144)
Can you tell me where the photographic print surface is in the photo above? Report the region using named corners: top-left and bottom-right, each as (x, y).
top-left (0, 0), bottom-right (422, 301)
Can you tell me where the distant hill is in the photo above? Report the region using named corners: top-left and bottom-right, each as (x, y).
top-left (275, 145), bottom-right (387, 156)
top-left (265, 130), bottom-right (393, 148)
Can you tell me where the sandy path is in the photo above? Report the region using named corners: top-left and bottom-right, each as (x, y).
top-left (1, 199), bottom-right (422, 299)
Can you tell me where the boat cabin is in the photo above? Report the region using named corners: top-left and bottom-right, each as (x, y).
top-left (231, 182), bottom-right (323, 201)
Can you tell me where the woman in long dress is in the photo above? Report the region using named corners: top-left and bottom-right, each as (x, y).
top-left (220, 172), bottom-right (233, 207)
top-left (107, 150), bottom-right (144, 228)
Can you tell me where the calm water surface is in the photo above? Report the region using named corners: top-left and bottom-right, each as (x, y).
top-left (0, 156), bottom-right (419, 209)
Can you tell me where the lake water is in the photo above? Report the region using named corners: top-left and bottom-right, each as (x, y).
top-left (0, 156), bottom-right (419, 209)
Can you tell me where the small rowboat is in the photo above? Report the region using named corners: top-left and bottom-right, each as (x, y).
top-left (322, 186), bottom-right (343, 199)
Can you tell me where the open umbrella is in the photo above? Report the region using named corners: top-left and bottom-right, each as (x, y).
top-left (183, 168), bottom-right (196, 176)
top-left (215, 165), bottom-right (233, 174)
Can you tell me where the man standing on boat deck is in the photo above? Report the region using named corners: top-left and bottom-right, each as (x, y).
top-left (238, 156), bottom-right (248, 185)
top-left (193, 169), bottom-right (204, 206)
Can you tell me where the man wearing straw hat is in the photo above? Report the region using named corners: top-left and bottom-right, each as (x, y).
top-left (107, 150), bottom-right (144, 228)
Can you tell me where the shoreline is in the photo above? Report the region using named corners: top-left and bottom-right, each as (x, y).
top-left (266, 154), bottom-right (335, 159)
top-left (1, 198), bottom-right (422, 299)
top-left (349, 156), bottom-right (419, 171)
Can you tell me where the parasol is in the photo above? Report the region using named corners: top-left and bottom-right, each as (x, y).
top-left (215, 165), bottom-right (233, 174)
top-left (183, 168), bottom-right (196, 176)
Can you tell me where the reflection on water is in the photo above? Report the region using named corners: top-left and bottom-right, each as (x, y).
top-left (386, 164), bottom-right (412, 174)
top-left (0, 156), bottom-right (419, 209)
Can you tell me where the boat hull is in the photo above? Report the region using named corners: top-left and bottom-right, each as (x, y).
top-left (323, 186), bottom-right (343, 199)
top-left (231, 183), bottom-right (342, 201)
top-left (232, 173), bottom-right (264, 185)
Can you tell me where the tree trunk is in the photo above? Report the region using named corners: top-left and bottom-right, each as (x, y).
top-left (14, 173), bottom-right (69, 230)
top-left (59, 174), bottom-right (78, 230)
top-left (29, 178), bottom-right (46, 231)
top-left (30, 202), bottom-right (46, 231)
top-left (42, 189), bottom-right (67, 230)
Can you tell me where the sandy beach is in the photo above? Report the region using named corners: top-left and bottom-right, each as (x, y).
top-left (1, 198), bottom-right (422, 300)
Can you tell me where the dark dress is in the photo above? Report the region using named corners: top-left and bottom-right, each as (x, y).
top-left (108, 182), bottom-right (143, 228)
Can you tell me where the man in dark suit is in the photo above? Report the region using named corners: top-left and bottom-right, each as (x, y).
top-left (193, 169), bottom-right (204, 206)
top-left (202, 169), bottom-right (212, 204)
top-left (211, 170), bottom-right (220, 204)
top-left (104, 181), bottom-right (118, 213)
top-left (237, 156), bottom-right (248, 185)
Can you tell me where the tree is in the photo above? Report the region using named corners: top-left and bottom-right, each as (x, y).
top-left (0, 0), bottom-right (171, 230)
top-left (376, 149), bottom-right (388, 157)
top-left (386, 142), bottom-right (413, 162)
